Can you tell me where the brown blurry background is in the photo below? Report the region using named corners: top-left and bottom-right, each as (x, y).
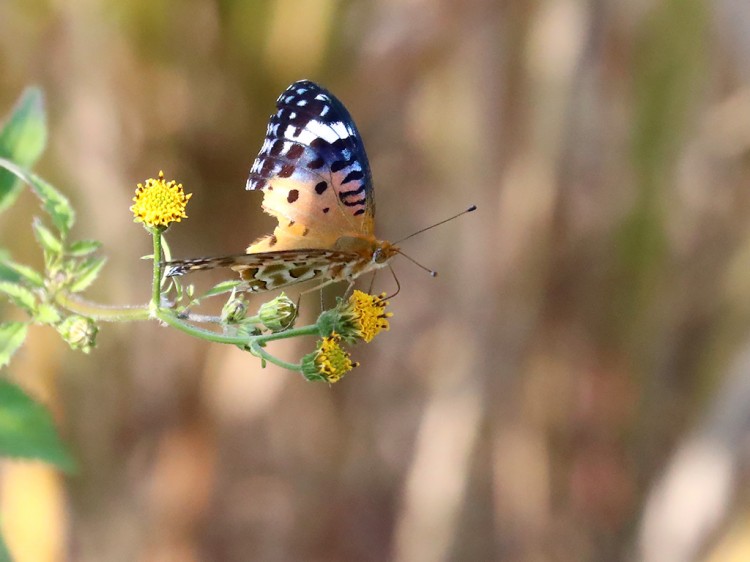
top-left (2, 0), bottom-right (750, 561)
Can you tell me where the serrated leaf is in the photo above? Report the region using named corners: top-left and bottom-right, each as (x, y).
top-left (26, 173), bottom-right (74, 236)
top-left (0, 282), bottom-right (36, 314)
top-left (67, 239), bottom-right (101, 257)
top-left (68, 256), bottom-right (106, 293)
top-left (0, 159), bottom-right (73, 235)
top-left (33, 303), bottom-right (60, 325)
top-left (0, 257), bottom-right (44, 289)
top-left (0, 379), bottom-right (75, 471)
top-left (0, 87), bottom-right (46, 214)
top-left (201, 280), bottom-right (244, 299)
top-left (32, 217), bottom-right (62, 254)
top-left (0, 251), bottom-right (17, 283)
top-left (0, 323), bottom-right (28, 369)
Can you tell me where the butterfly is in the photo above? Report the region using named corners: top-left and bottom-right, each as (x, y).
top-left (164, 80), bottom-right (399, 292)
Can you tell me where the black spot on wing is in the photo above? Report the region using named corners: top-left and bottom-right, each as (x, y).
top-left (278, 164), bottom-right (295, 178)
top-left (307, 157), bottom-right (325, 170)
top-left (330, 160), bottom-right (348, 173)
top-left (287, 190), bottom-right (299, 203)
top-left (315, 181), bottom-right (328, 194)
top-left (287, 144), bottom-right (304, 159)
top-left (339, 184), bottom-right (366, 200)
top-left (342, 170), bottom-right (364, 184)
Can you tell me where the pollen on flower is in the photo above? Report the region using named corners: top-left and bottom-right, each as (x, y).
top-left (302, 333), bottom-right (358, 383)
top-left (346, 290), bottom-right (393, 343)
top-left (131, 171), bottom-right (192, 228)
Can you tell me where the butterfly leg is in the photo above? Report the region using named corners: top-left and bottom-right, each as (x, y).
top-left (367, 271), bottom-right (378, 294)
top-left (299, 278), bottom-right (337, 297)
top-left (343, 281), bottom-right (356, 300)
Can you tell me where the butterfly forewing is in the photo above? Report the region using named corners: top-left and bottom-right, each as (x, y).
top-left (165, 79), bottom-right (390, 290)
top-left (246, 80), bottom-right (375, 250)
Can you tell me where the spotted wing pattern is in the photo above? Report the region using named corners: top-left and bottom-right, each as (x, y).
top-left (246, 80), bottom-right (375, 252)
top-left (164, 249), bottom-right (363, 292)
top-left (165, 80), bottom-right (380, 290)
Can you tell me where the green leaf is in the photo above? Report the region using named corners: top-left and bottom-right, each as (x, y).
top-left (68, 256), bottom-right (106, 293)
top-left (26, 173), bottom-right (74, 236)
top-left (0, 282), bottom-right (36, 314)
top-left (0, 379), bottom-right (75, 471)
top-left (33, 303), bottom-right (60, 325)
top-left (0, 257), bottom-right (44, 289)
top-left (0, 160), bottom-right (74, 235)
top-left (0, 323), bottom-right (28, 369)
top-left (0, 87), bottom-right (47, 214)
top-left (0, 525), bottom-right (11, 562)
top-left (31, 217), bottom-right (62, 255)
top-left (67, 239), bottom-right (101, 257)
top-left (200, 280), bottom-right (244, 299)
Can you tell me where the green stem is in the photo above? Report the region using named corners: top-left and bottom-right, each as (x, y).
top-left (248, 340), bottom-right (301, 371)
top-left (255, 324), bottom-right (320, 344)
top-left (55, 292), bottom-right (150, 322)
top-left (151, 228), bottom-right (163, 311)
top-left (155, 309), bottom-right (251, 345)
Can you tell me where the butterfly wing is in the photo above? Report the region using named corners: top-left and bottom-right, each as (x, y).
top-left (164, 249), bottom-right (360, 291)
top-left (246, 80), bottom-right (375, 252)
top-left (164, 80), bottom-right (377, 288)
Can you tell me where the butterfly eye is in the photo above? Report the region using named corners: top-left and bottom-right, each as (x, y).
top-left (373, 248), bottom-right (385, 264)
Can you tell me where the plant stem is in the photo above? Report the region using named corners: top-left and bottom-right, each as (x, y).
top-left (255, 324), bottom-right (320, 344)
top-left (155, 309), bottom-right (250, 345)
top-left (151, 228), bottom-right (163, 312)
top-left (248, 340), bottom-right (301, 371)
top-left (55, 292), bottom-right (150, 322)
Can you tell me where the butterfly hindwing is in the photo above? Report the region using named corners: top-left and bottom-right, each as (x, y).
top-left (164, 249), bottom-right (360, 291)
top-left (246, 80), bottom-right (375, 252)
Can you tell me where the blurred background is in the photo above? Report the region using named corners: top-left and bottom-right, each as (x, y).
top-left (2, 0), bottom-right (750, 561)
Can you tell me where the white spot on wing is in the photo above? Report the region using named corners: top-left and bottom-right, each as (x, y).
top-left (330, 121), bottom-right (351, 139)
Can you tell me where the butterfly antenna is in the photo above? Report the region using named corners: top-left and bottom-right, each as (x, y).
top-left (394, 205), bottom-right (477, 244)
top-left (396, 250), bottom-right (438, 278)
top-left (386, 264), bottom-right (401, 299)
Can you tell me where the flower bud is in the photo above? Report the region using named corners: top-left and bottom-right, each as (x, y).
top-left (221, 294), bottom-right (247, 324)
top-left (258, 293), bottom-right (297, 332)
top-left (57, 315), bottom-right (98, 354)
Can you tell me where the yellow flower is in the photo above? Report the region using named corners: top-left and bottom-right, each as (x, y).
top-left (131, 171), bottom-right (191, 229)
top-left (301, 333), bottom-right (358, 383)
top-left (340, 290), bottom-right (392, 343)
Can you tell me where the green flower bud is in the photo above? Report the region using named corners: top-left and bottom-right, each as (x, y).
top-left (258, 293), bottom-right (297, 332)
top-left (57, 315), bottom-right (98, 354)
top-left (221, 294), bottom-right (247, 324)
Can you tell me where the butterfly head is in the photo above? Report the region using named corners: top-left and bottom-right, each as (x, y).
top-left (333, 235), bottom-right (398, 272)
top-left (372, 241), bottom-right (399, 266)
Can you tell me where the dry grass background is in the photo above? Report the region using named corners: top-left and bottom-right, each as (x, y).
top-left (2, 1), bottom-right (750, 561)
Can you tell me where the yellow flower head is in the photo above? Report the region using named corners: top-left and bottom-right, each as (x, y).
top-left (131, 171), bottom-right (191, 229)
top-left (301, 333), bottom-right (358, 383)
top-left (340, 290), bottom-right (393, 343)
